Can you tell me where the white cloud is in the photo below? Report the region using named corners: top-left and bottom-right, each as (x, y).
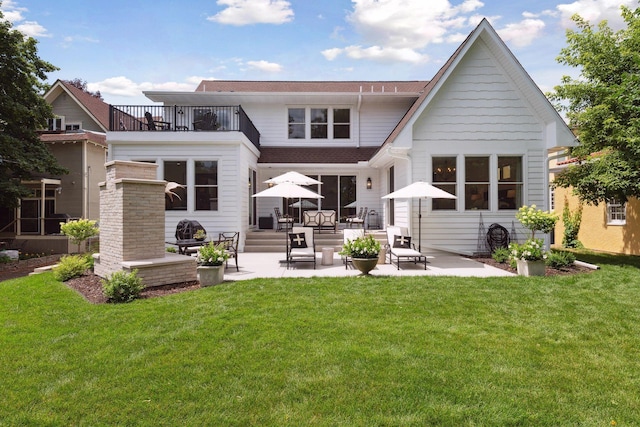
top-left (556, 0), bottom-right (634, 29)
top-left (87, 76), bottom-right (199, 98)
top-left (207, 0), bottom-right (294, 25)
top-left (322, 45), bottom-right (429, 63)
top-left (0, 1), bottom-right (50, 37)
top-left (497, 18), bottom-right (546, 48)
top-left (246, 60), bottom-right (283, 73)
top-left (14, 21), bottom-right (50, 37)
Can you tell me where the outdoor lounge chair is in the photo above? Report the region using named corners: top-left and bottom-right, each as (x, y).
top-left (193, 111), bottom-right (218, 131)
top-left (274, 207), bottom-right (293, 231)
top-left (346, 207), bottom-right (367, 228)
top-left (386, 226), bottom-right (427, 270)
top-left (218, 231), bottom-right (239, 272)
top-left (144, 111), bottom-right (171, 131)
top-left (342, 228), bottom-right (365, 269)
top-left (287, 226), bottom-right (316, 269)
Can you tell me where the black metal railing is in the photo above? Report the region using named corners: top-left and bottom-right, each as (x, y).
top-left (109, 105), bottom-right (260, 148)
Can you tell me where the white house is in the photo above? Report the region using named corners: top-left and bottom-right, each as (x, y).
top-left (107, 19), bottom-right (576, 255)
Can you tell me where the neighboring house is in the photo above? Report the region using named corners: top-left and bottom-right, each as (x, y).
top-left (107, 19), bottom-right (576, 255)
top-left (551, 157), bottom-right (640, 255)
top-left (0, 80), bottom-right (108, 254)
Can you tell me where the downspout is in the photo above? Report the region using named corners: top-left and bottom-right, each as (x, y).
top-left (357, 87), bottom-right (362, 148)
top-left (83, 142), bottom-right (89, 219)
top-left (385, 147), bottom-right (412, 231)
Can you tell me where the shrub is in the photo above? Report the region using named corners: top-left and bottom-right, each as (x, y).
top-left (60, 219), bottom-right (99, 253)
top-left (509, 238), bottom-right (547, 261)
top-left (562, 199), bottom-right (583, 248)
top-left (491, 247), bottom-right (510, 263)
top-left (53, 255), bottom-right (90, 281)
top-left (102, 270), bottom-right (145, 303)
top-left (516, 205), bottom-right (558, 238)
top-left (546, 250), bottom-right (576, 269)
top-left (0, 253), bottom-right (11, 264)
top-left (339, 234), bottom-right (381, 259)
top-left (196, 242), bottom-right (229, 266)
top-left (166, 246), bottom-right (177, 253)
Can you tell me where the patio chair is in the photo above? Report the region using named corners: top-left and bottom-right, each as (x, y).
top-left (144, 111), bottom-right (171, 131)
top-left (175, 219), bottom-right (207, 255)
top-left (386, 226), bottom-right (427, 270)
top-left (193, 111), bottom-right (218, 131)
top-left (346, 207), bottom-right (367, 228)
top-left (274, 207), bottom-right (293, 231)
top-left (342, 228), bottom-right (365, 269)
top-left (218, 231), bottom-right (239, 272)
top-left (287, 226), bottom-right (316, 269)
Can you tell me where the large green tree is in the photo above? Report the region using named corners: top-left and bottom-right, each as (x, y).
top-left (550, 5), bottom-right (640, 205)
top-left (0, 7), bottom-right (66, 209)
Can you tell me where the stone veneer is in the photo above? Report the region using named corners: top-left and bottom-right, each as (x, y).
top-left (94, 160), bottom-right (196, 286)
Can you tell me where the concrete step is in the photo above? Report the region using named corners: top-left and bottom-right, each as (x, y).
top-left (244, 229), bottom-right (386, 253)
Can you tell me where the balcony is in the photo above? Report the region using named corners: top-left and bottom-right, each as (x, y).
top-left (109, 105), bottom-right (260, 149)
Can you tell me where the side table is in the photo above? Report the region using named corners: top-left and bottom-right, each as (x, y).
top-left (321, 247), bottom-right (334, 265)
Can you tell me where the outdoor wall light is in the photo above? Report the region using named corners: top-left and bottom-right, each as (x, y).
top-left (366, 177), bottom-right (372, 190)
top-left (268, 178), bottom-right (274, 188)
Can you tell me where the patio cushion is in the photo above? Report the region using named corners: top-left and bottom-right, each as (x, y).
top-left (289, 232), bottom-right (307, 248)
top-left (393, 235), bottom-right (411, 249)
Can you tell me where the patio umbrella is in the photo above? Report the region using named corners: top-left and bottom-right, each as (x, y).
top-left (289, 199), bottom-right (317, 209)
top-left (253, 182), bottom-right (324, 256)
top-left (343, 200), bottom-right (358, 208)
top-left (382, 181), bottom-right (456, 252)
top-left (264, 171), bottom-right (323, 186)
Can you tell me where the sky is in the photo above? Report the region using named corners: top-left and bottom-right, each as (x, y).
top-left (1, 0), bottom-right (635, 105)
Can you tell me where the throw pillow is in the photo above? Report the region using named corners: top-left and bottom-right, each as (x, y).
top-left (393, 235), bottom-right (411, 249)
top-left (289, 232), bottom-right (307, 249)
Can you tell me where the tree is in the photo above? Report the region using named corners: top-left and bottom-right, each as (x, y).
top-left (64, 78), bottom-right (103, 100)
top-left (549, 5), bottom-right (640, 205)
top-left (0, 7), bottom-right (67, 209)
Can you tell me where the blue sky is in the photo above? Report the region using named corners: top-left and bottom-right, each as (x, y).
top-left (1, 0), bottom-right (634, 105)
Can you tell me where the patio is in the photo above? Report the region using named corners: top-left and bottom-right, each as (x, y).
top-left (217, 248), bottom-right (514, 281)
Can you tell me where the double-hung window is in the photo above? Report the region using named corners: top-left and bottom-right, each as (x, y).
top-left (311, 108), bottom-right (328, 139)
top-left (164, 161), bottom-right (187, 211)
top-left (432, 156), bottom-right (457, 210)
top-left (497, 156), bottom-right (522, 210)
top-left (607, 200), bottom-right (626, 225)
top-left (288, 108), bottom-right (305, 139)
top-left (465, 156), bottom-right (489, 210)
top-left (195, 161), bottom-right (218, 211)
top-left (288, 107), bottom-right (351, 140)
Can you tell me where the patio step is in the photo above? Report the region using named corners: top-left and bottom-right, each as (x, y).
top-left (244, 229), bottom-right (386, 253)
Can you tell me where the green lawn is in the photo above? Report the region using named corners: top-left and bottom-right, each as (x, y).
top-left (1, 252), bottom-right (639, 426)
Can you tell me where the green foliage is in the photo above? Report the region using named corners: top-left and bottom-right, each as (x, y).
top-left (562, 198), bottom-right (584, 248)
top-left (509, 238), bottom-right (547, 261)
top-left (196, 242), bottom-right (229, 266)
top-left (165, 246), bottom-right (177, 253)
top-left (546, 250), bottom-right (577, 269)
top-left (0, 9), bottom-right (66, 209)
top-left (516, 205), bottom-right (559, 238)
top-left (101, 269), bottom-right (144, 303)
top-left (491, 247), bottom-right (510, 263)
top-left (339, 234), bottom-right (381, 259)
top-left (0, 252), bottom-right (11, 264)
top-left (60, 219), bottom-right (99, 252)
top-left (549, 6), bottom-right (640, 204)
top-left (52, 254), bottom-right (90, 281)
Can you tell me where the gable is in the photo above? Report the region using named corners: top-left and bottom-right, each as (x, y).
top-left (413, 38), bottom-right (542, 143)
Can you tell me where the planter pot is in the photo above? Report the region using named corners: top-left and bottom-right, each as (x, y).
top-left (197, 265), bottom-right (225, 286)
top-left (516, 259), bottom-right (546, 277)
top-left (352, 257), bottom-right (378, 275)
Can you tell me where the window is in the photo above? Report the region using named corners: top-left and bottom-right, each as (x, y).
top-left (47, 116), bottom-right (64, 131)
top-left (288, 108), bottom-right (305, 139)
top-left (195, 161), bottom-right (218, 211)
top-left (333, 108), bottom-right (350, 139)
top-left (432, 157), bottom-right (457, 210)
top-left (607, 201), bottom-right (626, 225)
top-left (465, 156), bottom-right (489, 210)
top-left (164, 161), bottom-right (187, 211)
top-left (288, 107), bottom-right (351, 140)
top-left (311, 108), bottom-right (328, 139)
top-left (497, 156), bottom-right (522, 210)
top-left (65, 123), bottom-right (81, 131)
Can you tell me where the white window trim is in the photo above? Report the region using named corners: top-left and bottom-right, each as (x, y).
top-left (607, 201), bottom-right (626, 225)
top-left (287, 106), bottom-right (352, 141)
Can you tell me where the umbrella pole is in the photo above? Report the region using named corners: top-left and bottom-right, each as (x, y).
top-left (418, 198), bottom-right (422, 252)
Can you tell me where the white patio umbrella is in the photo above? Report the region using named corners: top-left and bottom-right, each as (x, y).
top-left (382, 181), bottom-right (457, 252)
top-left (253, 182), bottom-right (324, 255)
top-left (289, 199), bottom-right (317, 209)
top-left (264, 171), bottom-right (323, 186)
top-left (343, 200), bottom-right (358, 208)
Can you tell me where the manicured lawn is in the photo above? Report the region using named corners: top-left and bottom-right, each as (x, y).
top-left (1, 252), bottom-right (639, 426)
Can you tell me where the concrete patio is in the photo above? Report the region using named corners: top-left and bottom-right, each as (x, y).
top-left (219, 248), bottom-right (514, 281)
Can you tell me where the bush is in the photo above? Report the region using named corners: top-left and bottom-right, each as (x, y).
top-left (0, 253), bottom-right (11, 264)
top-left (102, 270), bottom-right (145, 303)
top-left (562, 199), bottom-right (583, 248)
top-left (491, 247), bottom-right (510, 263)
top-left (60, 219), bottom-right (99, 253)
top-left (546, 251), bottom-right (576, 269)
top-left (166, 246), bottom-right (177, 253)
top-left (53, 255), bottom-right (91, 281)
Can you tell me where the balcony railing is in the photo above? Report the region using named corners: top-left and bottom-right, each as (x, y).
top-left (109, 105), bottom-right (260, 149)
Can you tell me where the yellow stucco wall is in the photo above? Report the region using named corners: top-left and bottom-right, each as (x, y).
top-left (553, 186), bottom-right (640, 255)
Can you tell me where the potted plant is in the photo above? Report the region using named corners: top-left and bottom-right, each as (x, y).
top-left (193, 229), bottom-right (207, 241)
top-left (196, 242), bottom-right (229, 286)
top-left (339, 234), bottom-right (381, 275)
top-left (510, 204), bottom-right (558, 276)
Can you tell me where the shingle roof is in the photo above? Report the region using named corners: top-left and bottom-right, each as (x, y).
top-left (196, 80), bottom-right (428, 94)
top-left (258, 147), bottom-right (379, 164)
top-left (40, 131), bottom-right (107, 147)
top-left (59, 80), bottom-right (111, 131)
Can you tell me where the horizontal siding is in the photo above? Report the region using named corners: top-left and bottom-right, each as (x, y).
top-left (52, 96), bottom-right (103, 132)
top-left (359, 100), bottom-right (415, 146)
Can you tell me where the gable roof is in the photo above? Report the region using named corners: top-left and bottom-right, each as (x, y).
top-left (370, 18), bottom-right (577, 164)
top-left (44, 80), bottom-right (110, 132)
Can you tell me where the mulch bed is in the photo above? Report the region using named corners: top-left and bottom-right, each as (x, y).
top-left (472, 256), bottom-right (595, 276)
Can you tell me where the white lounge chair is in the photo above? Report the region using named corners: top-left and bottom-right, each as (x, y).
top-left (386, 226), bottom-right (427, 270)
top-left (287, 226), bottom-right (316, 269)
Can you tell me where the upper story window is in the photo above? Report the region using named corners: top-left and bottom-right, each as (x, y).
top-left (465, 156), bottom-right (489, 210)
top-left (607, 200), bottom-right (626, 225)
top-left (47, 116), bottom-right (64, 131)
top-left (65, 123), bottom-right (81, 131)
top-left (497, 156), bottom-right (522, 210)
top-left (432, 156), bottom-right (457, 210)
top-left (288, 107), bottom-right (351, 140)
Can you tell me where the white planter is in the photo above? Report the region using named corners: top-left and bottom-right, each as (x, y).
top-left (197, 265), bottom-right (225, 286)
top-left (516, 259), bottom-right (546, 277)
